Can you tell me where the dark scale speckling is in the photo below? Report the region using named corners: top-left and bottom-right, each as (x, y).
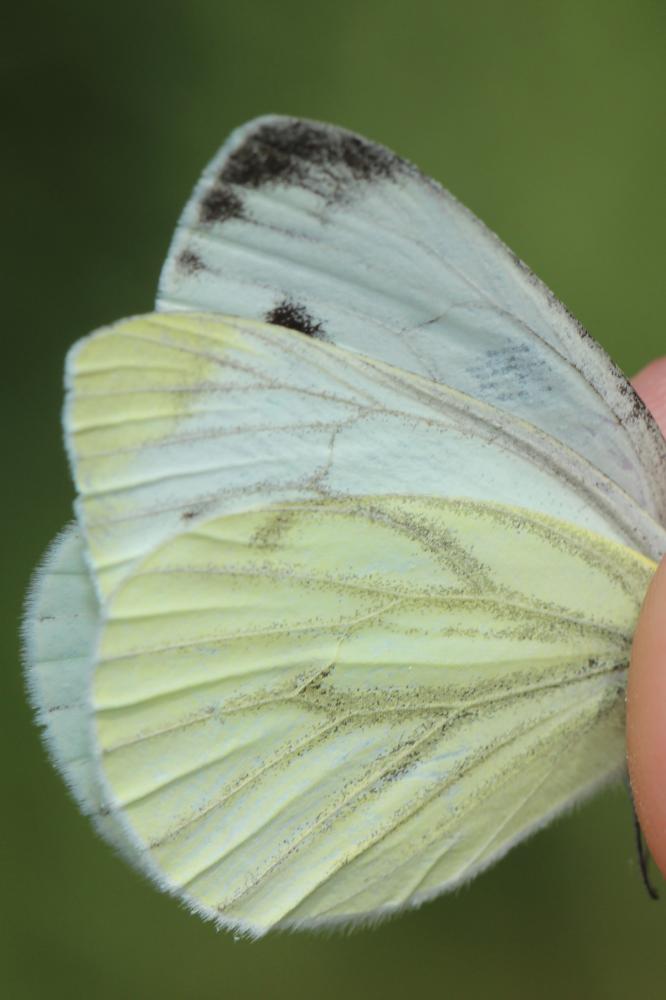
top-left (176, 250), bottom-right (206, 275)
top-left (219, 118), bottom-right (406, 196)
top-left (198, 183), bottom-right (245, 224)
top-left (616, 372), bottom-right (651, 421)
top-left (266, 299), bottom-right (325, 338)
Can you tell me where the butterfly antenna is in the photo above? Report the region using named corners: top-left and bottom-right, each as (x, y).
top-left (627, 777), bottom-right (659, 901)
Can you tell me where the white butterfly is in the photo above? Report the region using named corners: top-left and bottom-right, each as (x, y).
top-left (24, 117), bottom-right (665, 936)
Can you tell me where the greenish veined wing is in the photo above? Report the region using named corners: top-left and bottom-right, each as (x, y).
top-left (92, 495), bottom-right (656, 935)
top-left (64, 312), bottom-right (666, 604)
top-left (22, 525), bottom-right (143, 867)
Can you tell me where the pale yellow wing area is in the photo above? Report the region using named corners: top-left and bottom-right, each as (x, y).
top-left (92, 496), bottom-right (655, 935)
top-left (64, 313), bottom-right (666, 603)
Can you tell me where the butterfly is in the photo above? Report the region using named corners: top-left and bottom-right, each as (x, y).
top-left (24, 116), bottom-right (666, 936)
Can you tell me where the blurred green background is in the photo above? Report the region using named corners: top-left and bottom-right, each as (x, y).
top-left (4, 2), bottom-right (666, 997)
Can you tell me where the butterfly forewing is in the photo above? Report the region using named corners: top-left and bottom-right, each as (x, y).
top-left (158, 115), bottom-right (666, 525)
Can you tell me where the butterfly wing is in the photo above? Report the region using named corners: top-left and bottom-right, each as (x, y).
top-left (91, 495), bottom-right (655, 934)
top-left (22, 525), bottom-right (143, 866)
top-left (64, 313), bottom-right (666, 604)
top-left (26, 116), bottom-right (666, 931)
top-left (157, 115), bottom-right (666, 525)
top-left (58, 311), bottom-right (660, 931)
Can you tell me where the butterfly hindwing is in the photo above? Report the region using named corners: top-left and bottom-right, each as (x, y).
top-left (91, 495), bottom-right (655, 933)
top-left (22, 525), bottom-right (144, 866)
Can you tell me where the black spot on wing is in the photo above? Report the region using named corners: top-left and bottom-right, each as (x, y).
top-left (176, 250), bottom-right (206, 275)
top-left (219, 118), bottom-right (406, 198)
top-left (198, 184), bottom-right (245, 224)
top-left (265, 299), bottom-right (325, 338)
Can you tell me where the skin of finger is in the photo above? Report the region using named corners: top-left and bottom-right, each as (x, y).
top-left (627, 559), bottom-right (666, 878)
top-left (632, 358), bottom-right (666, 427)
top-left (627, 357), bottom-right (666, 879)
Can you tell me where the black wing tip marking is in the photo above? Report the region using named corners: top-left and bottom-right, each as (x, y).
top-left (218, 117), bottom-right (407, 194)
top-left (198, 184), bottom-right (245, 225)
top-left (265, 299), bottom-right (325, 339)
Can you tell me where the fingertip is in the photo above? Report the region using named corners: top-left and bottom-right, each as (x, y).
top-left (627, 557), bottom-right (666, 880)
top-left (632, 357), bottom-right (666, 430)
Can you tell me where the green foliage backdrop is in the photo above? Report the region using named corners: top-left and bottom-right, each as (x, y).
top-left (3, 3), bottom-right (666, 997)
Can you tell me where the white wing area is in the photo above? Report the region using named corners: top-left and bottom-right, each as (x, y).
top-left (22, 524), bottom-right (143, 867)
top-left (157, 116), bottom-right (666, 525)
top-left (64, 314), bottom-right (666, 601)
top-left (90, 496), bottom-right (654, 934)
